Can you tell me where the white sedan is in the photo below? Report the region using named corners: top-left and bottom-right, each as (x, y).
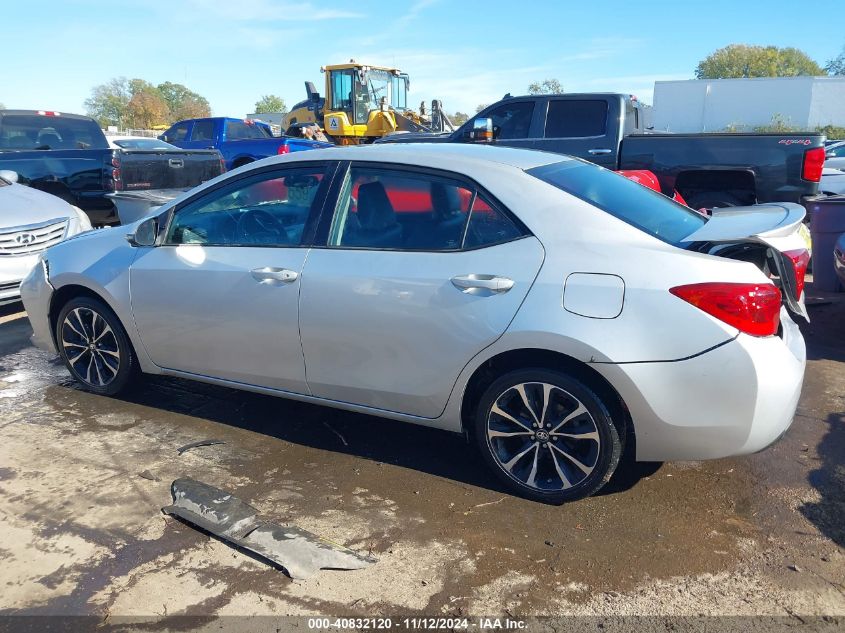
top-left (820, 167), bottom-right (845, 196)
top-left (0, 170), bottom-right (91, 305)
top-left (20, 145), bottom-right (808, 502)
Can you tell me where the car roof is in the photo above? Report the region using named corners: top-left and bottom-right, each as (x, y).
top-left (272, 143), bottom-right (571, 171)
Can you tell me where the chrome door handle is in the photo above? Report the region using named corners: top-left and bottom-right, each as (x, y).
top-left (251, 267), bottom-right (298, 284)
top-left (451, 274), bottom-right (514, 295)
top-left (587, 148), bottom-right (612, 155)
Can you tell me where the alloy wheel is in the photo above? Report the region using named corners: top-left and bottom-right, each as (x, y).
top-left (486, 382), bottom-right (601, 491)
top-left (60, 307), bottom-right (121, 388)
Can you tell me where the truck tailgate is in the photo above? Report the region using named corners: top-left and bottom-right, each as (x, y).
top-left (119, 150), bottom-right (223, 191)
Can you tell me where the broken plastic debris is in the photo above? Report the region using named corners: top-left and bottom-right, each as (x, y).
top-left (161, 477), bottom-right (375, 579)
top-left (176, 439), bottom-right (225, 455)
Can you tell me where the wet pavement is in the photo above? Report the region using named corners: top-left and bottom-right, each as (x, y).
top-left (0, 288), bottom-right (843, 618)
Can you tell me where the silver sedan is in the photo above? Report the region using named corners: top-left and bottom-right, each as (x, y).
top-left (21, 144), bottom-right (808, 502)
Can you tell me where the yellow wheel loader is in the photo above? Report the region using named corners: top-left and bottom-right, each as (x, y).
top-left (281, 61), bottom-right (452, 145)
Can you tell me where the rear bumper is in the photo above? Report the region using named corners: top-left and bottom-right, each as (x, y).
top-left (593, 308), bottom-right (805, 461)
top-left (19, 258), bottom-right (56, 354)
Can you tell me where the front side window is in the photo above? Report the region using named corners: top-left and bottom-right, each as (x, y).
top-left (190, 120), bottom-right (215, 141)
top-left (166, 167), bottom-right (327, 247)
top-left (544, 100), bottom-right (608, 138)
top-left (473, 101), bottom-right (535, 140)
top-left (167, 123), bottom-right (190, 142)
top-left (327, 167), bottom-right (526, 251)
top-left (528, 160), bottom-right (706, 245)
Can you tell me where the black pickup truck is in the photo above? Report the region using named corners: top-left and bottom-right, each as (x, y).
top-left (378, 93), bottom-right (826, 208)
top-left (0, 110), bottom-right (225, 224)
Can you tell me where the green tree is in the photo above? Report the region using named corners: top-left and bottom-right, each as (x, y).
top-left (475, 104), bottom-right (489, 113)
top-left (825, 46), bottom-right (845, 75)
top-left (253, 94), bottom-right (287, 113)
top-left (84, 77), bottom-right (131, 127)
top-left (528, 78), bottom-right (563, 95)
top-left (158, 82), bottom-right (211, 121)
top-left (451, 111), bottom-right (469, 125)
top-left (695, 44), bottom-right (823, 79)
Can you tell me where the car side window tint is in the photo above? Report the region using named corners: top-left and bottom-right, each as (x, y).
top-left (166, 168), bottom-right (327, 247)
top-left (225, 120), bottom-right (268, 140)
top-left (168, 123), bottom-right (190, 142)
top-left (190, 120), bottom-right (215, 142)
top-left (328, 168), bottom-right (472, 251)
top-left (544, 100), bottom-right (608, 138)
top-left (464, 194), bottom-right (525, 249)
top-left (475, 101), bottom-right (535, 140)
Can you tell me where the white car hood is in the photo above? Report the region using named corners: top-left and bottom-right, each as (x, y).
top-left (1, 183), bottom-right (75, 228)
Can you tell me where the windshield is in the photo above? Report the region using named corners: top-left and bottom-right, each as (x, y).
top-left (0, 114), bottom-right (108, 150)
top-left (112, 138), bottom-right (178, 150)
top-left (527, 160), bottom-right (707, 245)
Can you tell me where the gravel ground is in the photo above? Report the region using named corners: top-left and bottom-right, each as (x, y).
top-left (0, 285), bottom-right (842, 625)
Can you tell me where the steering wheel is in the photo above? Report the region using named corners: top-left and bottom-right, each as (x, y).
top-left (235, 209), bottom-right (288, 245)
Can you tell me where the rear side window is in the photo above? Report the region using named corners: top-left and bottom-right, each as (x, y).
top-left (226, 120), bottom-right (271, 140)
top-left (528, 160), bottom-right (706, 245)
top-left (190, 120), bottom-right (215, 142)
top-left (327, 166), bottom-right (527, 251)
top-left (0, 115), bottom-right (108, 150)
top-left (544, 100), bottom-right (608, 138)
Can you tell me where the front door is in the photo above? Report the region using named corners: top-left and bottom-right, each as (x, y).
top-left (130, 163), bottom-right (334, 393)
top-left (298, 164), bottom-right (545, 418)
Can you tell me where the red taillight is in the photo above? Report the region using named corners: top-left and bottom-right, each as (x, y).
top-left (277, 144), bottom-right (290, 155)
top-left (802, 147), bottom-right (825, 182)
top-left (670, 282), bottom-right (782, 337)
top-left (783, 248), bottom-right (810, 298)
top-left (37, 110), bottom-right (60, 117)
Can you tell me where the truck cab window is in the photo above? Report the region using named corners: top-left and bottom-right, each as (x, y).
top-left (544, 100), bottom-right (608, 138)
top-left (476, 102), bottom-right (534, 140)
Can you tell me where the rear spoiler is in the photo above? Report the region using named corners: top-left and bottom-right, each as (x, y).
top-left (680, 203), bottom-right (806, 243)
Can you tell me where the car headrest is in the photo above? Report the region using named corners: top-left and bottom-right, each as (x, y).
top-left (431, 182), bottom-right (462, 220)
top-left (358, 182), bottom-right (397, 230)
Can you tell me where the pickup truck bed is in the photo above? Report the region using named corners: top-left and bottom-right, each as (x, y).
top-left (160, 117), bottom-right (331, 170)
top-left (0, 110), bottom-right (225, 225)
top-left (378, 94), bottom-right (825, 208)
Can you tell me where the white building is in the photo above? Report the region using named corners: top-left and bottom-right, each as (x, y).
top-left (652, 76), bottom-right (845, 132)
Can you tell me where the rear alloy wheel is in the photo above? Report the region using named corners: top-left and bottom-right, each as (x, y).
top-left (475, 369), bottom-right (622, 503)
top-left (56, 297), bottom-right (137, 396)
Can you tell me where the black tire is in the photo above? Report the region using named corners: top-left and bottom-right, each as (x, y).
top-left (474, 369), bottom-right (622, 503)
top-left (232, 158), bottom-right (254, 169)
top-left (685, 191), bottom-right (743, 211)
top-left (55, 296), bottom-right (137, 396)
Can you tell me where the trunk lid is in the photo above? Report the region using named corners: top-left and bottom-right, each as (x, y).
top-left (681, 203), bottom-right (809, 321)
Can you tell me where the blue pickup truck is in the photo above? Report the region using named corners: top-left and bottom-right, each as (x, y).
top-left (160, 117), bottom-right (331, 171)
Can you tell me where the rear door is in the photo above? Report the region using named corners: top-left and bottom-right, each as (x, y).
top-left (298, 162), bottom-right (545, 418)
top-left (538, 96), bottom-right (618, 167)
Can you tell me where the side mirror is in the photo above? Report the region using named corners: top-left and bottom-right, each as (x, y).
top-left (464, 118), bottom-right (494, 143)
top-left (126, 216), bottom-right (158, 247)
top-left (827, 151), bottom-right (836, 159)
top-left (0, 169), bottom-right (19, 183)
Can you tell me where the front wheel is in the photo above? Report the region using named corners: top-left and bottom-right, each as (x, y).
top-left (56, 297), bottom-right (137, 396)
top-left (474, 369), bottom-right (622, 503)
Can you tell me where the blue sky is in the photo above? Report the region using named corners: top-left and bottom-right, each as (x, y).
top-left (3, 0), bottom-right (843, 118)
